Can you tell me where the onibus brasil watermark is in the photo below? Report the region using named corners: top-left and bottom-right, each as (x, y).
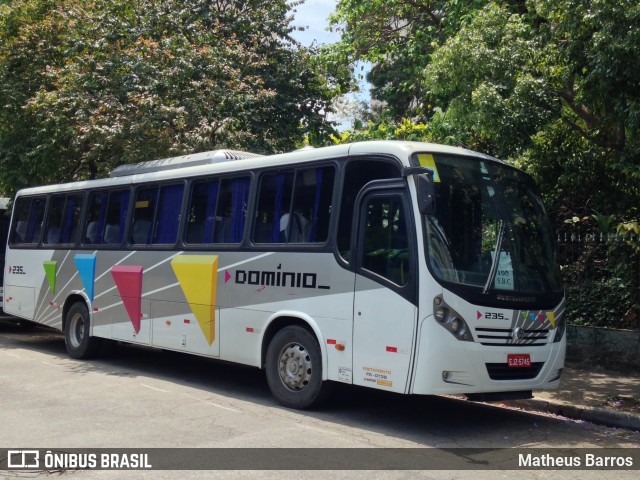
top-left (1, 448), bottom-right (638, 471)
top-left (5, 450), bottom-right (151, 470)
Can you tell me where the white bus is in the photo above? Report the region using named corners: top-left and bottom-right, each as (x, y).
top-left (3, 141), bottom-right (565, 408)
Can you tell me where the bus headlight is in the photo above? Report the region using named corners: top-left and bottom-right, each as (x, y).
top-left (434, 307), bottom-right (448, 323)
top-left (450, 317), bottom-right (462, 333)
top-left (553, 314), bottom-right (566, 342)
top-left (433, 296), bottom-right (473, 342)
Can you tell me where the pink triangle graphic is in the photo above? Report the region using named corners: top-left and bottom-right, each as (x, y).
top-left (224, 270), bottom-right (231, 283)
top-left (477, 310), bottom-right (483, 320)
top-left (111, 266), bottom-right (144, 333)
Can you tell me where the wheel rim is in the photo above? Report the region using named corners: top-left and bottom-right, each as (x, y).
top-left (277, 342), bottom-right (312, 391)
top-left (68, 312), bottom-right (85, 349)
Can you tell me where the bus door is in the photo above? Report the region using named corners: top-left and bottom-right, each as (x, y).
top-left (352, 183), bottom-right (418, 393)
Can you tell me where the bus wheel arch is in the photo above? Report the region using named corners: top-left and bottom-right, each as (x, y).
top-left (262, 316), bottom-right (332, 409)
top-left (63, 296), bottom-right (102, 359)
top-left (61, 294), bottom-right (87, 332)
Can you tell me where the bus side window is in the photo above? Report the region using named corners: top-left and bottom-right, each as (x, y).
top-left (131, 187), bottom-right (158, 245)
top-left (253, 171), bottom-right (294, 243)
top-left (184, 176), bottom-right (249, 245)
top-left (105, 190), bottom-right (130, 245)
top-left (84, 189), bottom-right (130, 246)
top-left (337, 160), bottom-right (401, 260)
top-left (44, 196), bottom-right (64, 245)
top-left (11, 197), bottom-right (46, 245)
top-left (289, 166), bottom-right (334, 243)
top-left (252, 166), bottom-right (334, 244)
top-left (215, 176), bottom-right (249, 244)
top-left (85, 191), bottom-right (107, 244)
top-left (185, 179), bottom-right (220, 244)
top-left (361, 195), bottom-right (410, 286)
top-left (153, 183), bottom-right (184, 244)
top-left (45, 194), bottom-right (83, 246)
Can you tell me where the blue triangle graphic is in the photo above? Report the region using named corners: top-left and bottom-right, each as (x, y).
top-left (74, 254), bottom-right (97, 301)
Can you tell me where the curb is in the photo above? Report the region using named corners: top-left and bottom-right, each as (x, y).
top-left (504, 398), bottom-right (640, 431)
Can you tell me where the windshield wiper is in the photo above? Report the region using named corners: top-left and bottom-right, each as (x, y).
top-left (482, 221), bottom-right (506, 294)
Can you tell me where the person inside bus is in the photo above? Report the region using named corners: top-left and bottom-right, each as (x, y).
top-left (85, 221), bottom-right (100, 244)
top-left (279, 210), bottom-right (309, 243)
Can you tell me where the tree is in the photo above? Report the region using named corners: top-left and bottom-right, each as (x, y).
top-left (422, 3), bottom-right (559, 158)
top-left (329, 0), bottom-right (490, 120)
top-left (0, 0), bottom-right (341, 195)
top-left (329, 0), bottom-right (640, 328)
top-left (330, 0), bottom-right (640, 216)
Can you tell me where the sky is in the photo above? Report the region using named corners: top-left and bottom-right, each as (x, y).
top-left (289, 0), bottom-right (339, 47)
top-left (289, 0), bottom-right (370, 128)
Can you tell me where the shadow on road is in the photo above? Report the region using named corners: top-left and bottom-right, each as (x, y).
top-left (1, 318), bottom-right (633, 449)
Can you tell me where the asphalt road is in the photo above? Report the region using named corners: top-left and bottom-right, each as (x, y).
top-left (0, 317), bottom-right (638, 479)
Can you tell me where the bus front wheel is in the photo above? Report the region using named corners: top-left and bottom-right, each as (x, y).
top-left (265, 325), bottom-right (332, 409)
top-left (64, 302), bottom-right (102, 359)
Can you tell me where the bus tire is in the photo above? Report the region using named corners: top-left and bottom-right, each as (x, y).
top-left (265, 325), bottom-right (332, 409)
top-left (64, 302), bottom-right (102, 359)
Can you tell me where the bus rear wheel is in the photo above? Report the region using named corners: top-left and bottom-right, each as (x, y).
top-left (64, 302), bottom-right (102, 359)
top-left (265, 325), bottom-right (332, 409)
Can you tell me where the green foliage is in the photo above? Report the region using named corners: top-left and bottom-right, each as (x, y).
top-left (0, 0), bottom-right (341, 194)
top-left (557, 212), bottom-right (639, 329)
top-left (328, 0), bottom-right (640, 329)
top-left (342, 1), bottom-right (640, 320)
top-left (565, 277), bottom-right (635, 328)
top-left (329, 114), bottom-right (466, 146)
top-left (331, 0), bottom-right (640, 220)
top-left (328, 0), bottom-right (491, 119)
top-left (423, 3), bottom-right (559, 157)
top-left (617, 220), bottom-right (640, 254)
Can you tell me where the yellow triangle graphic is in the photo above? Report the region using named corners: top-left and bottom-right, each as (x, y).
top-left (547, 311), bottom-right (556, 328)
top-left (171, 255), bottom-right (218, 345)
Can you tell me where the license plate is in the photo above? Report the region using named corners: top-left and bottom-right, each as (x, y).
top-left (507, 354), bottom-right (531, 368)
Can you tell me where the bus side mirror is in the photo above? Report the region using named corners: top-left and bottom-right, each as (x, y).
top-left (416, 173), bottom-right (435, 215)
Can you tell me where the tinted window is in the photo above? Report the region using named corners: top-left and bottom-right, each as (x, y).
top-left (84, 189), bottom-right (130, 245)
top-left (11, 197), bottom-right (46, 245)
top-left (253, 166), bottom-right (334, 244)
top-left (44, 193), bottom-right (83, 245)
top-left (154, 184), bottom-right (184, 244)
top-left (361, 195), bottom-right (410, 286)
top-left (338, 160), bottom-right (401, 259)
top-left (184, 176), bottom-right (250, 245)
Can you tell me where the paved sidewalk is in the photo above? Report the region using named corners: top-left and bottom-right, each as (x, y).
top-left (503, 365), bottom-right (640, 430)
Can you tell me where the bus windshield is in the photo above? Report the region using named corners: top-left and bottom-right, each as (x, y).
top-left (422, 154), bottom-right (562, 296)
